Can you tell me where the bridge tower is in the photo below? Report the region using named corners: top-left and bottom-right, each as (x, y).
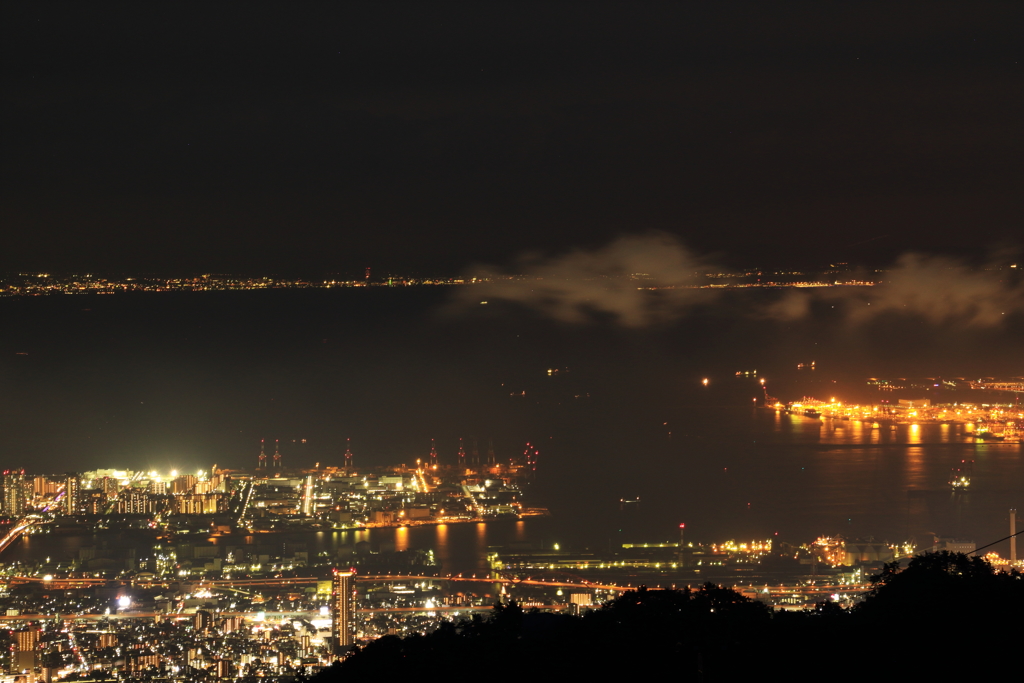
top-left (343, 438), bottom-right (354, 473)
top-left (272, 439), bottom-right (282, 470)
top-left (676, 523), bottom-right (693, 567)
top-left (301, 475), bottom-right (314, 517)
top-left (523, 442), bottom-right (538, 480)
top-left (257, 439), bottom-right (267, 471)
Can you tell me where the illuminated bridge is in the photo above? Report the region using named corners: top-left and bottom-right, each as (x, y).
top-left (5, 574), bottom-right (633, 592)
top-left (0, 518), bottom-right (36, 555)
top-left (0, 606), bottom-right (518, 622)
top-left (3, 573), bottom-right (871, 598)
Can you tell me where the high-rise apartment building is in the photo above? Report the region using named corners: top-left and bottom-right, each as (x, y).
top-left (171, 474), bottom-right (197, 494)
top-left (14, 627), bottom-right (39, 670)
top-left (64, 474), bottom-right (80, 515)
top-left (331, 568), bottom-right (356, 652)
top-left (2, 469), bottom-right (26, 517)
top-left (33, 475), bottom-right (59, 497)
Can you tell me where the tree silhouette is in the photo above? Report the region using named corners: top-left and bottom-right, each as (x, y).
top-left (318, 554), bottom-right (1024, 681)
top-left (854, 551), bottom-right (1024, 674)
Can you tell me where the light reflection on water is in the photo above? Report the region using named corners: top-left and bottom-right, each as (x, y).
top-left (814, 418), bottom-right (974, 447)
top-left (434, 524), bottom-right (448, 568)
top-left (393, 526), bottom-right (409, 553)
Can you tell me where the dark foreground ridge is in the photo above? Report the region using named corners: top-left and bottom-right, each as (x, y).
top-left (316, 551), bottom-right (1024, 680)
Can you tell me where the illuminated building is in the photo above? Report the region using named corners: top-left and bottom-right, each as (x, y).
top-left (194, 610), bottom-right (213, 631)
top-left (2, 469), bottom-right (26, 516)
top-left (174, 493), bottom-right (222, 514)
top-left (569, 592), bottom-right (594, 614)
top-left (14, 628), bottom-right (39, 670)
top-left (172, 474), bottom-right (197, 494)
top-left (118, 490), bottom-right (159, 514)
top-left (194, 475), bottom-right (222, 494)
top-left (99, 476), bottom-right (119, 497)
top-left (82, 489), bottom-right (107, 514)
top-left (126, 652), bottom-right (161, 675)
top-left (331, 568), bottom-right (356, 652)
top-left (15, 627), bottom-right (38, 652)
top-left (64, 473), bottom-right (80, 515)
top-left (33, 475), bottom-right (59, 497)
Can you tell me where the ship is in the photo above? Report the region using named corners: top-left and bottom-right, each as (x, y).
top-left (786, 401), bottom-right (822, 419)
top-left (949, 459), bottom-right (973, 490)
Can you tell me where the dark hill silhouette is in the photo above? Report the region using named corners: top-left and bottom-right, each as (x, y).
top-left (316, 552), bottom-right (1024, 680)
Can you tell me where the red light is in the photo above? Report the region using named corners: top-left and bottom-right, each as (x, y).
top-left (679, 523), bottom-right (685, 528)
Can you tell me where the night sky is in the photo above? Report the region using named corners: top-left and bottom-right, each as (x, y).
top-left (3, 3), bottom-right (1023, 276)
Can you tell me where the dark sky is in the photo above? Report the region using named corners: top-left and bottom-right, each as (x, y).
top-left (3, 2), bottom-right (1022, 276)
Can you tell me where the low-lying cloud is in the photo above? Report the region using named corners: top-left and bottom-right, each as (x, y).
top-left (768, 253), bottom-right (1024, 327)
top-left (456, 235), bottom-right (1023, 328)
top-left (456, 233), bottom-right (714, 327)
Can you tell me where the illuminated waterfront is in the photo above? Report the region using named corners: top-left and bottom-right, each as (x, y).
top-left (0, 266), bottom-right (885, 299)
top-left (5, 407), bottom-right (1023, 573)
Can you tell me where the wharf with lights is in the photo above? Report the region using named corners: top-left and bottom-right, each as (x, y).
top-left (775, 396), bottom-right (1023, 442)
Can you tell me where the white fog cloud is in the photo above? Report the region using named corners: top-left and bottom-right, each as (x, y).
top-left (456, 236), bottom-right (1023, 328)
top-left (456, 233), bottom-right (716, 327)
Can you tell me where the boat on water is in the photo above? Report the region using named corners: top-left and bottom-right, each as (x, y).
top-left (785, 407), bottom-right (820, 419)
top-left (786, 400), bottom-right (824, 419)
top-left (973, 430), bottom-right (1006, 441)
top-left (949, 459), bottom-right (972, 490)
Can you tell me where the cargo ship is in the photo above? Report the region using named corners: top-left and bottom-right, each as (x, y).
top-left (786, 400), bottom-right (824, 419)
